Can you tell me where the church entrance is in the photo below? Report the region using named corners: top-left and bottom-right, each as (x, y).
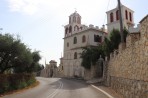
top-left (50, 69), bottom-right (53, 77)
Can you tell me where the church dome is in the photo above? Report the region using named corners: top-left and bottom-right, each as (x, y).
top-left (70, 11), bottom-right (81, 17)
top-left (69, 11), bottom-right (81, 24)
top-left (49, 60), bottom-right (57, 63)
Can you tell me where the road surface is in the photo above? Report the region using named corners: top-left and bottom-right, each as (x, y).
top-left (1, 77), bottom-right (109, 98)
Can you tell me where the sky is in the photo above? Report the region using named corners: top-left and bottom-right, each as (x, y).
top-left (0, 0), bottom-right (147, 66)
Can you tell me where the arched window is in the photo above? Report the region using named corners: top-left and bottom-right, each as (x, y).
top-left (73, 37), bottom-right (77, 44)
top-left (82, 35), bottom-right (86, 43)
top-left (110, 12), bottom-right (114, 22)
top-left (94, 35), bottom-right (100, 42)
top-left (69, 17), bottom-right (71, 24)
top-left (67, 42), bottom-right (69, 47)
top-left (129, 12), bottom-right (132, 22)
top-left (125, 10), bottom-right (128, 20)
top-left (65, 28), bottom-right (68, 35)
top-left (74, 52), bottom-right (77, 59)
top-left (69, 26), bottom-right (72, 33)
top-left (116, 10), bottom-right (119, 20)
top-left (77, 17), bottom-right (81, 24)
top-left (73, 16), bottom-right (76, 23)
top-left (80, 27), bottom-right (83, 30)
top-left (74, 25), bottom-right (79, 31)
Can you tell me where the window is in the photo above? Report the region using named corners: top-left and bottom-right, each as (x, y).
top-left (69, 17), bottom-right (71, 24)
top-left (62, 66), bottom-right (63, 70)
top-left (77, 17), bottom-right (81, 24)
top-left (74, 25), bottom-right (79, 31)
top-left (116, 10), bottom-right (119, 20)
top-left (67, 42), bottom-right (69, 47)
top-left (129, 12), bottom-right (132, 22)
top-left (82, 35), bottom-right (86, 43)
top-left (110, 12), bottom-right (114, 22)
top-left (125, 10), bottom-right (128, 20)
top-left (69, 26), bottom-right (72, 33)
top-left (74, 52), bottom-right (77, 59)
top-left (73, 16), bottom-right (76, 23)
top-left (65, 28), bottom-right (68, 35)
top-left (94, 35), bottom-right (102, 42)
top-left (80, 27), bottom-right (83, 30)
top-left (73, 37), bottom-right (77, 44)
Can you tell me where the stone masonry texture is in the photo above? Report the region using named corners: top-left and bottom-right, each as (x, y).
top-left (107, 15), bottom-right (148, 98)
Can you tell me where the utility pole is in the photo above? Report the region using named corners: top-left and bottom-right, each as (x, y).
top-left (117, 0), bottom-right (124, 45)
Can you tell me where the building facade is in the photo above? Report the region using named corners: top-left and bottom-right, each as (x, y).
top-left (40, 60), bottom-right (58, 77)
top-left (106, 3), bottom-right (134, 33)
top-left (60, 11), bottom-right (106, 78)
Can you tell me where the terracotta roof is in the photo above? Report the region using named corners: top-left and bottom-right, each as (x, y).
top-left (139, 14), bottom-right (148, 23)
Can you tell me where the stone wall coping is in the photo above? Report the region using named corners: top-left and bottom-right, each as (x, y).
top-left (139, 14), bottom-right (148, 23)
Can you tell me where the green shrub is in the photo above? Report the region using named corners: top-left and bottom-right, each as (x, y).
top-left (27, 79), bottom-right (35, 85)
top-left (0, 73), bottom-right (36, 94)
top-left (17, 80), bottom-right (27, 89)
top-left (0, 74), bottom-right (9, 93)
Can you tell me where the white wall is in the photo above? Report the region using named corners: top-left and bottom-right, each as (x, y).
top-left (63, 29), bottom-right (105, 77)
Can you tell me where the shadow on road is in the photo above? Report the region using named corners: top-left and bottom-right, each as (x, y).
top-left (48, 78), bottom-right (89, 90)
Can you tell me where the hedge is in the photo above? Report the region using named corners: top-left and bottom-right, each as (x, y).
top-left (0, 73), bottom-right (36, 94)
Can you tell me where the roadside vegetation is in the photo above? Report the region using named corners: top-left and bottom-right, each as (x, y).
top-left (0, 33), bottom-right (44, 94)
top-left (81, 29), bottom-right (128, 69)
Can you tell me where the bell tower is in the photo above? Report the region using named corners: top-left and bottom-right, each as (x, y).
top-left (106, 4), bottom-right (134, 33)
top-left (69, 11), bottom-right (81, 24)
top-left (64, 11), bottom-right (82, 37)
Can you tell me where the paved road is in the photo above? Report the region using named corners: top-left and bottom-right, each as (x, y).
top-left (1, 77), bottom-right (109, 98)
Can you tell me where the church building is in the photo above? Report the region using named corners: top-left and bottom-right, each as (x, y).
top-left (40, 60), bottom-right (58, 77)
top-left (60, 11), bottom-right (107, 78)
top-left (59, 3), bottom-right (137, 79)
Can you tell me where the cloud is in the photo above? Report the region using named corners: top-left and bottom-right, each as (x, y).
top-left (7, 0), bottom-right (115, 16)
top-left (7, 0), bottom-right (117, 26)
top-left (7, 0), bottom-right (56, 15)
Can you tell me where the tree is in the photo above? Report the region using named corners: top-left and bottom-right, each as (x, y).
top-left (123, 28), bottom-right (129, 42)
top-left (26, 51), bottom-right (41, 73)
top-left (109, 28), bottom-right (129, 50)
top-left (80, 28), bottom-right (129, 69)
top-left (0, 34), bottom-right (41, 74)
top-left (13, 51), bottom-right (41, 73)
top-left (81, 46), bottom-right (104, 69)
top-left (0, 34), bottom-right (28, 73)
top-left (36, 64), bottom-right (44, 72)
top-left (109, 29), bottom-right (121, 50)
top-left (102, 37), bottom-right (113, 57)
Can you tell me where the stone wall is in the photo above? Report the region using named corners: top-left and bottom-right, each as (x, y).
top-left (106, 15), bottom-right (148, 98)
top-left (110, 77), bottom-right (148, 98)
top-left (84, 65), bottom-right (99, 80)
top-left (84, 60), bottom-right (104, 80)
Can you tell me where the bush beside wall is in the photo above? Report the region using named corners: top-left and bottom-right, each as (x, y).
top-left (0, 73), bottom-right (36, 94)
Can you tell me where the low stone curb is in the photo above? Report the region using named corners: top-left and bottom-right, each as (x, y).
top-left (91, 84), bottom-right (115, 98)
